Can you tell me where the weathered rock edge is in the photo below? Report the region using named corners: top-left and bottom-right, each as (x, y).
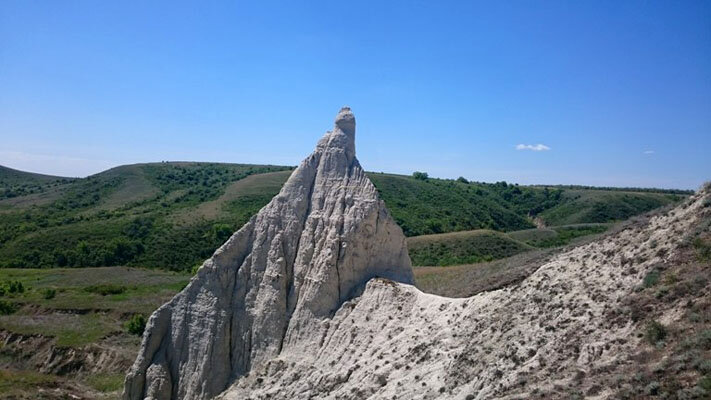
top-left (123, 107), bottom-right (414, 400)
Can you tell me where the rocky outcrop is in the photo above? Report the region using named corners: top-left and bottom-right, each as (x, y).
top-left (218, 190), bottom-right (710, 399)
top-left (124, 107), bottom-right (414, 400)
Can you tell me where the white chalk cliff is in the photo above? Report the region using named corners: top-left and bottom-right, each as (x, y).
top-left (124, 107), bottom-right (414, 400)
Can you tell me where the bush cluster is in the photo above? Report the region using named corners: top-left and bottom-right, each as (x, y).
top-left (83, 284), bottom-right (127, 296)
top-left (42, 288), bottom-right (56, 300)
top-left (0, 280), bottom-right (24, 296)
top-left (645, 320), bottom-right (667, 345)
top-left (127, 314), bottom-right (147, 336)
top-left (0, 299), bottom-right (17, 315)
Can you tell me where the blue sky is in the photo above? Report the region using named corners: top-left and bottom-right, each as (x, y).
top-left (1, 1), bottom-right (709, 189)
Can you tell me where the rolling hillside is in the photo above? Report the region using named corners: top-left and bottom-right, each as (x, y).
top-left (406, 224), bottom-right (610, 266)
top-left (0, 164), bottom-right (689, 271)
top-left (0, 163), bottom-right (293, 270)
top-left (537, 187), bottom-right (684, 226)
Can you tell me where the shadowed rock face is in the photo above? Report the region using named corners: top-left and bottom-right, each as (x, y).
top-left (123, 107), bottom-right (414, 400)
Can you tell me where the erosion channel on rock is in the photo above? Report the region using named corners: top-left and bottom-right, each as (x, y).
top-left (123, 107), bottom-right (415, 400)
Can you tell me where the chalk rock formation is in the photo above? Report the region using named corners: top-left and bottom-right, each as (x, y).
top-left (123, 107), bottom-right (414, 400)
top-left (218, 191), bottom-right (710, 399)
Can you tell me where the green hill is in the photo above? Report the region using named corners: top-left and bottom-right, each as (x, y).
top-left (0, 164), bottom-right (689, 271)
top-left (536, 188), bottom-right (682, 226)
top-left (0, 163), bottom-right (293, 270)
top-left (0, 166), bottom-right (77, 207)
top-left (368, 174), bottom-right (562, 236)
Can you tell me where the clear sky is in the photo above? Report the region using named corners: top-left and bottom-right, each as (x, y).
top-left (1, 1), bottom-right (709, 189)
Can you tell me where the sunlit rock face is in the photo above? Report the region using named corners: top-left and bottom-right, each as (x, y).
top-left (123, 107), bottom-right (414, 400)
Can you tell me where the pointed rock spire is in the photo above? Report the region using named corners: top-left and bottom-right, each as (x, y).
top-left (335, 106), bottom-right (355, 137)
top-left (124, 108), bottom-right (413, 400)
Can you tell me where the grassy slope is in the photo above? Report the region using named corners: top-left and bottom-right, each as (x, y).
top-left (538, 188), bottom-right (682, 226)
top-left (407, 230), bottom-right (531, 266)
top-left (0, 165), bottom-right (73, 189)
top-left (0, 166), bottom-right (77, 208)
top-left (0, 164), bottom-right (689, 271)
top-left (0, 267), bottom-right (189, 398)
top-left (407, 224), bottom-right (611, 266)
top-left (0, 267), bottom-right (189, 346)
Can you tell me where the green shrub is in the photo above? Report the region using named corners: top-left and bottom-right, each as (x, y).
top-left (699, 375), bottom-right (711, 391)
top-left (84, 284), bottom-right (126, 296)
top-left (0, 299), bottom-right (17, 315)
top-left (7, 280), bottom-right (24, 294)
top-left (42, 288), bottom-right (56, 300)
top-left (693, 238), bottom-right (711, 261)
top-left (127, 314), bottom-right (147, 336)
top-left (645, 320), bottom-right (667, 345)
top-left (696, 359), bottom-right (711, 374)
top-left (208, 223), bottom-right (233, 244)
top-left (191, 264), bottom-right (201, 275)
top-left (643, 270), bottom-right (661, 288)
top-left (644, 381), bottom-right (660, 396)
top-left (698, 329), bottom-right (711, 350)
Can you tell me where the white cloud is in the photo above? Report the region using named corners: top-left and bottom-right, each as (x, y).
top-left (643, 150), bottom-right (655, 154)
top-left (515, 144), bottom-right (551, 151)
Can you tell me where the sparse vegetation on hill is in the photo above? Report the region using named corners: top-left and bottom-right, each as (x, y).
top-left (538, 188), bottom-right (682, 226)
top-left (407, 224), bottom-right (611, 266)
top-left (407, 230), bottom-right (530, 266)
top-left (0, 164), bottom-right (687, 271)
top-left (0, 166), bottom-right (76, 200)
top-left (514, 224), bottom-right (609, 248)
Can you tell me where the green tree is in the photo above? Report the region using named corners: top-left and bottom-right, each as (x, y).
top-left (208, 223), bottom-right (233, 245)
top-left (412, 171), bottom-right (429, 180)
